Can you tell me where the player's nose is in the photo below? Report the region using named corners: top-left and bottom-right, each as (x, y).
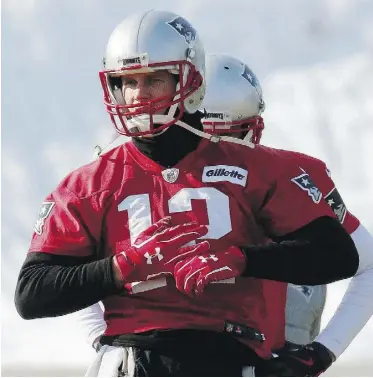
top-left (134, 79), bottom-right (151, 101)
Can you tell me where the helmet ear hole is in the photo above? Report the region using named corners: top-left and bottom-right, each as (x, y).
top-left (107, 76), bottom-right (125, 105)
top-left (171, 74), bottom-right (179, 84)
top-left (109, 76), bottom-right (122, 89)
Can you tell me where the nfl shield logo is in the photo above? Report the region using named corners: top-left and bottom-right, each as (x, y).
top-left (161, 168), bottom-right (179, 183)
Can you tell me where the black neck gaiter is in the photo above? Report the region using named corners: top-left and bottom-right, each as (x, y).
top-left (132, 112), bottom-right (203, 168)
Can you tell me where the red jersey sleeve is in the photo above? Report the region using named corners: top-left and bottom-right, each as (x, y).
top-left (29, 183), bottom-right (102, 257)
top-left (258, 166), bottom-right (337, 237)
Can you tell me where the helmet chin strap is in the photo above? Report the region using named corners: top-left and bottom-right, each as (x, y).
top-left (93, 135), bottom-right (128, 159)
top-left (93, 118), bottom-right (174, 159)
top-left (94, 118), bottom-right (255, 160)
top-left (126, 114), bottom-right (175, 135)
top-left (175, 120), bottom-right (255, 149)
top-left (243, 129), bottom-right (254, 143)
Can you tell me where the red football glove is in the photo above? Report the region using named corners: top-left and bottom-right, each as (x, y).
top-left (174, 246), bottom-right (246, 297)
top-left (114, 216), bottom-right (210, 283)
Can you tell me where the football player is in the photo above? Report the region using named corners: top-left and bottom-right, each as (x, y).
top-left (15, 11), bottom-right (359, 377)
top-left (197, 52), bottom-right (373, 376)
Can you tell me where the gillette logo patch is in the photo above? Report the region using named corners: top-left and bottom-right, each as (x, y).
top-left (202, 165), bottom-right (248, 187)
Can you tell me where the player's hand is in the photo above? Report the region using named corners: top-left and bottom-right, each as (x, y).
top-left (173, 246), bottom-right (246, 297)
top-left (255, 342), bottom-right (334, 377)
top-left (113, 217), bottom-right (210, 283)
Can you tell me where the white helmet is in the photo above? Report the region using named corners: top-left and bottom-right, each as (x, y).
top-left (99, 9), bottom-right (206, 137)
top-left (201, 54), bottom-right (265, 144)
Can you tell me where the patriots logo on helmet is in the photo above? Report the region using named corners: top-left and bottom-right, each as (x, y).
top-left (241, 64), bottom-right (260, 88)
top-left (167, 17), bottom-right (196, 44)
top-left (241, 64), bottom-right (265, 110)
top-left (291, 170), bottom-right (322, 204)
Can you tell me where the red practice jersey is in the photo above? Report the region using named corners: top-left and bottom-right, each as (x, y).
top-left (29, 139), bottom-right (336, 358)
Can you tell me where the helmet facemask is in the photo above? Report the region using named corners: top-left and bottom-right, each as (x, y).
top-left (99, 10), bottom-right (206, 138)
top-left (99, 59), bottom-right (203, 138)
top-left (201, 111), bottom-right (265, 144)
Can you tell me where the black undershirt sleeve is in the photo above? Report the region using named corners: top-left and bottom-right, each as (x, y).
top-left (15, 253), bottom-right (121, 320)
top-left (241, 216), bottom-right (359, 284)
top-left (15, 217), bottom-right (358, 320)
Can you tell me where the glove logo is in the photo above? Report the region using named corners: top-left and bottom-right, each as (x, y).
top-left (198, 254), bottom-right (218, 263)
top-left (144, 247), bottom-right (164, 264)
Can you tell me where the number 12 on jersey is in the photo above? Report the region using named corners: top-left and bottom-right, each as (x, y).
top-left (118, 187), bottom-right (234, 293)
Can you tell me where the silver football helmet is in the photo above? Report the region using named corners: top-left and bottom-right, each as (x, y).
top-left (201, 54), bottom-right (265, 144)
top-left (99, 9), bottom-right (206, 137)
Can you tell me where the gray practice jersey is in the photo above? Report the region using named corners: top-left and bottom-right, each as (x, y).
top-left (285, 284), bottom-right (327, 345)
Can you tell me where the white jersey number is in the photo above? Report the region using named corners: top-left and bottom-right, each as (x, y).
top-left (118, 187), bottom-right (233, 293)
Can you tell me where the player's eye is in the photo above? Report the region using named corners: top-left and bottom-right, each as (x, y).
top-left (122, 78), bottom-right (137, 88)
top-left (148, 78), bottom-right (165, 87)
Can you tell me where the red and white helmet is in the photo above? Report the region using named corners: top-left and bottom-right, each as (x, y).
top-left (99, 9), bottom-right (206, 137)
top-left (201, 54), bottom-right (265, 144)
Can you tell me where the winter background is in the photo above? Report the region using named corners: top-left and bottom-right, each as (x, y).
top-left (2, 0), bottom-right (373, 376)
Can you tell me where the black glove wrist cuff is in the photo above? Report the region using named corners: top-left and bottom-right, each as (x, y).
top-left (310, 342), bottom-right (334, 368)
